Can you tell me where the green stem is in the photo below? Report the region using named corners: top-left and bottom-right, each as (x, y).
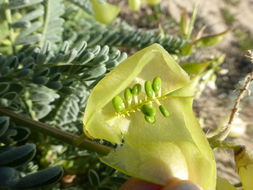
top-left (209, 139), bottom-right (242, 152)
top-left (0, 107), bottom-right (112, 155)
top-left (4, 0), bottom-right (16, 54)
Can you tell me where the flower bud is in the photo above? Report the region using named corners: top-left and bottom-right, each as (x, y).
top-left (152, 77), bottom-right (162, 93)
top-left (112, 96), bottom-right (125, 112)
top-left (124, 88), bottom-right (133, 103)
top-left (145, 81), bottom-right (155, 98)
top-left (90, 0), bottom-right (120, 24)
top-left (141, 104), bottom-right (156, 117)
top-left (159, 105), bottom-right (170, 117)
top-left (144, 115), bottom-right (156, 124)
top-left (132, 83), bottom-right (142, 95)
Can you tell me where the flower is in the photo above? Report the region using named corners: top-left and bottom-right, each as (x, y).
top-left (83, 44), bottom-right (216, 190)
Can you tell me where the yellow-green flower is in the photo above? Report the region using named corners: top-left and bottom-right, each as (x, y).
top-left (90, 0), bottom-right (120, 24)
top-left (83, 44), bottom-right (216, 190)
top-left (235, 148), bottom-right (253, 190)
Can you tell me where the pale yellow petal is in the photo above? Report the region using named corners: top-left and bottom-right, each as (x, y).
top-left (102, 142), bottom-right (189, 185)
top-left (239, 165), bottom-right (253, 190)
top-left (216, 177), bottom-right (237, 190)
top-left (84, 44), bottom-right (189, 143)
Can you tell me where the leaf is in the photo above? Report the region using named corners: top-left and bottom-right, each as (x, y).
top-left (88, 169), bottom-right (100, 186)
top-left (180, 42), bottom-right (193, 56)
top-left (40, 0), bottom-right (64, 47)
top-left (0, 83), bottom-right (10, 95)
top-left (1, 92), bottom-right (18, 101)
top-left (0, 116), bottom-right (9, 137)
top-left (194, 30), bottom-right (229, 47)
top-left (11, 127), bottom-right (30, 142)
top-left (181, 61), bottom-right (211, 75)
top-left (0, 167), bottom-right (18, 187)
top-left (12, 166), bottom-right (64, 189)
top-left (128, 0), bottom-right (142, 11)
top-left (180, 9), bottom-right (189, 36)
top-left (8, 0), bottom-right (43, 10)
top-left (0, 144), bottom-right (36, 167)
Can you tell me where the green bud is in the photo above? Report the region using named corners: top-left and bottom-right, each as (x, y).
top-left (145, 81), bottom-right (154, 98)
top-left (141, 104), bottom-right (156, 117)
top-left (152, 77), bottom-right (162, 93)
top-left (128, 0), bottom-right (141, 11)
top-left (159, 105), bottom-right (170, 117)
top-left (131, 83), bottom-right (141, 95)
top-left (144, 115), bottom-right (156, 124)
top-left (112, 96), bottom-right (125, 112)
top-left (194, 30), bottom-right (229, 47)
top-left (124, 88), bottom-right (133, 102)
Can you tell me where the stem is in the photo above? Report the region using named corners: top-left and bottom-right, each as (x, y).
top-left (4, 0), bottom-right (16, 54)
top-left (210, 140), bottom-right (242, 152)
top-left (208, 50), bottom-right (253, 143)
top-left (0, 107), bottom-right (112, 155)
top-left (208, 72), bottom-right (253, 143)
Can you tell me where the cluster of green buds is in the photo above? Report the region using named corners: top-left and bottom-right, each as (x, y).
top-left (112, 77), bottom-right (170, 124)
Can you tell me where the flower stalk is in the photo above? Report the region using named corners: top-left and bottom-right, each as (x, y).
top-left (0, 107), bottom-right (111, 155)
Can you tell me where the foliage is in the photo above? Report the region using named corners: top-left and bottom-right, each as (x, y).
top-left (0, 116), bottom-right (63, 189)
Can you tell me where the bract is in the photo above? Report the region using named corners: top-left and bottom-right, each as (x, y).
top-left (83, 44), bottom-right (216, 190)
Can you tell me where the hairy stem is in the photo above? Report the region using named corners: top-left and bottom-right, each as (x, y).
top-left (0, 107), bottom-right (112, 155)
top-left (209, 69), bottom-right (253, 142)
